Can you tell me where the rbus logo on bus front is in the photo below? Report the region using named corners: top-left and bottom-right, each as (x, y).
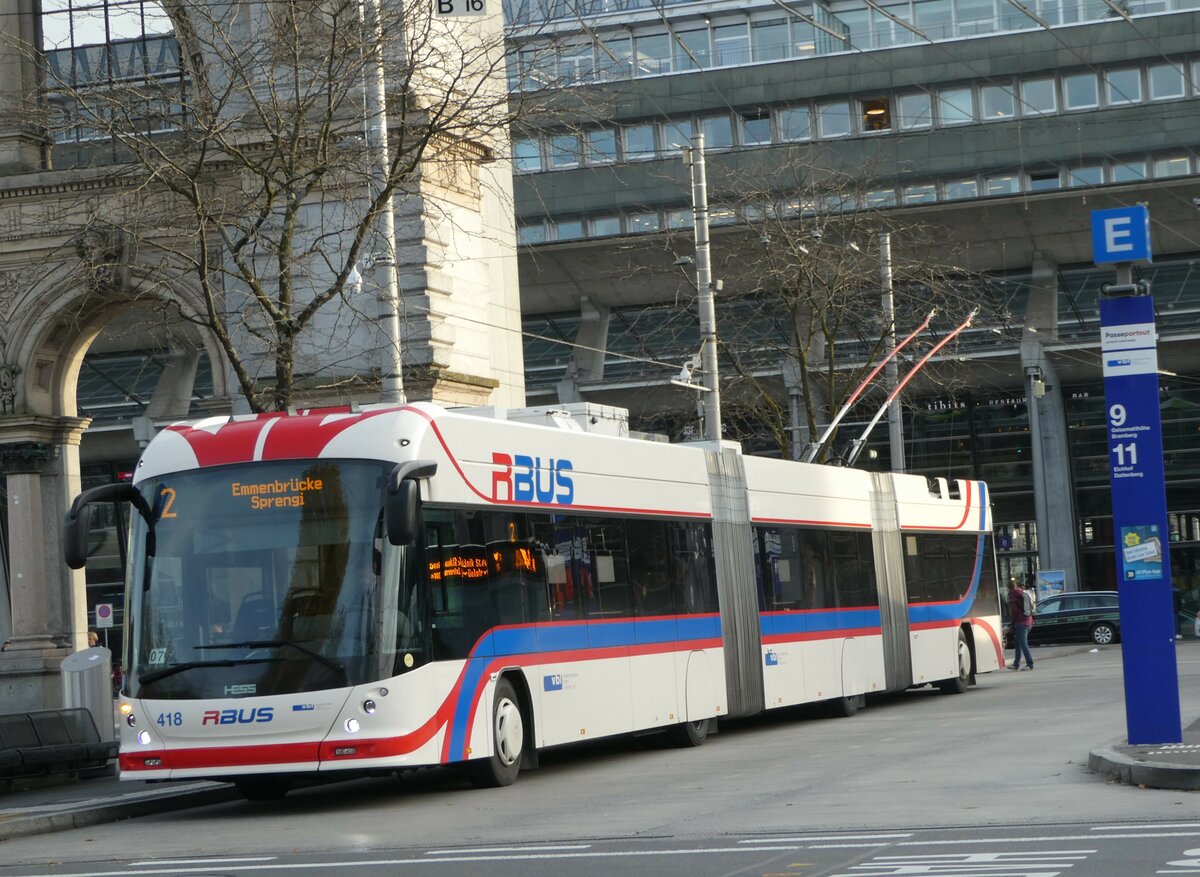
top-left (491, 453), bottom-right (574, 505)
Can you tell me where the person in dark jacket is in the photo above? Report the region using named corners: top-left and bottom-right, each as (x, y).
top-left (1006, 577), bottom-right (1035, 671)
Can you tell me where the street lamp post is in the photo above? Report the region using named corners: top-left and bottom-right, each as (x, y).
top-left (361, 0), bottom-right (405, 404)
top-left (684, 134), bottom-right (722, 442)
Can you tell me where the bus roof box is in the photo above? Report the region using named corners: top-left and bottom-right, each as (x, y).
top-left (464, 403), bottom-right (630, 437)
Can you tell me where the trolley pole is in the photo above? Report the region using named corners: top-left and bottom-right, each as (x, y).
top-left (362, 0), bottom-right (406, 404)
top-left (685, 134), bottom-right (722, 441)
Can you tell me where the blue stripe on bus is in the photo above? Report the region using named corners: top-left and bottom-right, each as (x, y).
top-left (760, 607), bottom-right (882, 637)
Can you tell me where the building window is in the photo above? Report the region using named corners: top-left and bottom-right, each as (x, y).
top-left (702, 114), bottom-right (734, 149)
top-left (518, 222), bottom-right (547, 244)
top-left (588, 216), bottom-right (621, 237)
top-left (943, 179), bottom-right (979, 199)
top-left (792, 20), bottom-right (818, 57)
top-left (777, 106), bottom-right (811, 140)
top-left (980, 84), bottom-right (1015, 119)
top-left (817, 101), bottom-right (852, 137)
top-left (1148, 63), bottom-right (1185, 100)
top-left (558, 44), bottom-right (596, 84)
top-left (1105, 68), bottom-right (1142, 105)
top-left (1027, 170), bottom-right (1061, 191)
top-left (667, 208), bottom-right (694, 229)
top-left (513, 137), bottom-right (541, 172)
top-left (713, 23), bottom-right (750, 66)
top-left (554, 219), bottom-right (584, 241)
top-left (622, 124), bottom-right (656, 160)
top-left (1068, 166), bottom-right (1103, 187)
top-left (549, 133), bottom-right (581, 169)
top-left (673, 29), bottom-right (710, 72)
top-left (956, 0), bottom-right (996, 35)
top-left (1109, 160), bottom-right (1146, 182)
top-left (752, 19), bottom-right (790, 63)
top-left (586, 129), bottom-right (617, 164)
top-left (1020, 78), bottom-right (1056, 115)
top-left (1062, 73), bottom-right (1098, 109)
top-left (985, 174), bottom-right (1019, 195)
top-left (914, 0), bottom-right (954, 40)
top-left (903, 183), bottom-right (938, 204)
top-left (627, 212), bottom-right (661, 233)
top-left (598, 35), bottom-right (634, 80)
top-left (709, 206), bottom-right (738, 225)
top-left (634, 33), bottom-right (672, 76)
top-left (861, 98), bottom-right (891, 132)
top-left (660, 119), bottom-right (694, 153)
top-left (1153, 156), bottom-right (1191, 178)
top-left (742, 112), bottom-right (772, 145)
top-left (938, 87), bottom-right (975, 125)
top-left (865, 188), bottom-right (897, 207)
top-left (897, 93), bottom-right (932, 129)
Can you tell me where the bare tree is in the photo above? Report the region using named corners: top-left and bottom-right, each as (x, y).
top-left (647, 158), bottom-right (1001, 461)
top-left (30, 0), bottom-right (535, 411)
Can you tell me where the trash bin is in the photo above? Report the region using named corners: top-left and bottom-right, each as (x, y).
top-left (62, 646), bottom-right (114, 743)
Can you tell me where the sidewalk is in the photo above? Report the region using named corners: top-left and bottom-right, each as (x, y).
top-left (1087, 715), bottom-right (1200, 791)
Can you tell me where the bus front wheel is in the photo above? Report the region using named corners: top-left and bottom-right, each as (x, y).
top-left (468, 677), bottom-right (524, 788)
top-left (937, 629), bottom-right (972, 695)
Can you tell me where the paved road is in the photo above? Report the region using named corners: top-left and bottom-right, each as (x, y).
top-left (1, 642), bottom-right (1198, 877)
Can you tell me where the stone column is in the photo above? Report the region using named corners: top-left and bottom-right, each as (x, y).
top-left (0, 415), bottom-right (90, 710)
top-left (0, 0), bottom-right (48, 174)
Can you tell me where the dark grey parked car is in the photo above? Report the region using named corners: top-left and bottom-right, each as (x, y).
top-left (1029, 590), bottom-right (1121, 646)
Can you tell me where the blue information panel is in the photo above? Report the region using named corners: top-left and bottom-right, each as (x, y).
top-left (1100, 294), bottom-right (1181, 744)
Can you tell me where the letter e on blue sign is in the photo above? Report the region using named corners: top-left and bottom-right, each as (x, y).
top-left (1091, 206), bottom-right (1151, 265)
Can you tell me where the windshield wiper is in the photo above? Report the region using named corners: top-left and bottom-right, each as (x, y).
top-left (138, 657), bottom-right (276, 685)
top-left (197, 640), bottom-right (346, 676)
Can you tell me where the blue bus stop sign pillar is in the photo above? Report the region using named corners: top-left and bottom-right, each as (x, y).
top-left (1093, 206), bottom-right (1182, 745)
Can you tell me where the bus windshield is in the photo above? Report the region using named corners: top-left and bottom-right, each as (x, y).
top-left (126, 459), bottom-right (419, 700)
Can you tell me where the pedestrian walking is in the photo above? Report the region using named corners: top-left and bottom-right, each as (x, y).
top-left (1006, 577), bottom-right (1035, 671)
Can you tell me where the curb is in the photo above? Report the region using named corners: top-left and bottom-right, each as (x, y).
top-left (1088, 746), bottom-right (1200, 792)
top-left (0, 784), bottom-right (241, 843)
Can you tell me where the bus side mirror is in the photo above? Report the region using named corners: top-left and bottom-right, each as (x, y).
top-left (385, 479), bottom-right (420, 546)
top-left (64, 482), bottom-right (154, 569)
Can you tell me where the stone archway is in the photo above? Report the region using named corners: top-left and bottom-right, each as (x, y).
top-left (0, 237), bottom-right (229, 709)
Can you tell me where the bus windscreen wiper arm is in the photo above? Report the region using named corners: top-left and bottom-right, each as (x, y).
top-left (138, 658), bottom-right (276, 685)
top-left (197, 640), bottom-right (346, 675)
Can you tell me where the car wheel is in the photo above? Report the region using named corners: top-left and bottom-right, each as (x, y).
top-left (1091, 622), bottom-right (1117, 645)
top-left (468, 677), bottom-right (524, 788)
top-left (937, 629), bottom-right (972, 694)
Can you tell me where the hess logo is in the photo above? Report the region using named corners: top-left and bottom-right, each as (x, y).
top-left (202, 707), bottom-right (274, 725)
top-left (491, 453), bottom-right (574, 505)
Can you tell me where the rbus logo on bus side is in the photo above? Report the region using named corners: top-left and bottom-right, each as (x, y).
top-left (491, 453), bottom-right (574, 505)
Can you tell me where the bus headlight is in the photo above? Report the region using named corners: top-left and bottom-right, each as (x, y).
top-left (126, 714), bottom-right (137, 727)
top-left (362, 699), bottom-right (376, 715)
top-left (344, 718), bottom-right (361, 734)
top-left (137, 730), bottom-right (152, 746)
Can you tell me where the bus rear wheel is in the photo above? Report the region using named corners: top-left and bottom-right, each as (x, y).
top-left (937, 629), bottom-right (972, 695)
top-left (667, 717), bottom-right (711, 747)
top-left (234, 776), bottom-right (292, 801)
top-left (468, 677), bottom-right (524, 788)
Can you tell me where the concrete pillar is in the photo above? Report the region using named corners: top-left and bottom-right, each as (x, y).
top-left (555, 296), bottom-right (610, 404)
top-left (1020, 254), bottom-right (1080, 591)
top-left (0, 415), bottom-right (91, 710)
top-left (0, 0), bottom-right (48, 174)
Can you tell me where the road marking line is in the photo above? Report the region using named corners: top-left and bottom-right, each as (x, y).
top-left (425, 846), bottom-right (591, 854)
top-left (895, 832), bottom-right (1200, 845)
top-left (129, 860), bottom-right (277, 867)
top-left (1094, 824), bottom-right (1200, 830)
top-left (741, 834), bottom-right (912, 844)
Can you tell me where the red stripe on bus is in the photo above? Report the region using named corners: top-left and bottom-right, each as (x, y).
top-left (970, 617), bottom-right (1005, 666)
top-left (120, 741), bottom-right (319, 771)
top-left (762, 627), bottom-right (881, 645)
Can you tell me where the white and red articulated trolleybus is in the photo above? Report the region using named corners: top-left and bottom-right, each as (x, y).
top-left (65, 402), bottom-right (1003, 799)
